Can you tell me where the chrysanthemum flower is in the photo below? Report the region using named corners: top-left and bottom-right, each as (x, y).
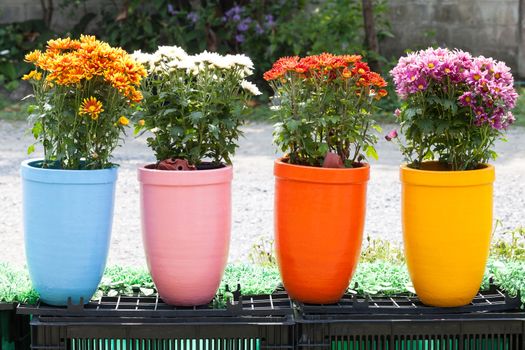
top-left (117, 116), bottom-right (129, 126)
top-left (24, 50), bottom-right (42, 63)
top-left (22, 70), bottom-right (42, 81)
top-left (79, 97), bottom-right (104, 120)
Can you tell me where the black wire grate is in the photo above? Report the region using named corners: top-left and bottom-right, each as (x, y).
top-left (17, 284), bottom-right (294, 320)
top-left (296, 282), bottom-right (522, 317)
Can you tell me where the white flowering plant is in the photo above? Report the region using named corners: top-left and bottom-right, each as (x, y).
top-left (132, 46), bottom-right (261, 168)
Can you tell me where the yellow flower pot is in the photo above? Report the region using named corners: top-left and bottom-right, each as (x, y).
top-left (400, 162), bottom-right (495, 307)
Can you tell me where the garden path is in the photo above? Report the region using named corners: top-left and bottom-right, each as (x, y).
top-left (0, 121), bottom-right (523, 267)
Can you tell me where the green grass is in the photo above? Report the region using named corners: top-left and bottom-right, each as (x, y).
top-left (1, 260), bottom-right (524, 305)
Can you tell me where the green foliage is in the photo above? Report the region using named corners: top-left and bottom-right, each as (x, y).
top-left (28, 80), bottom-right (132, 169)
top-left (351, 261), bottom-right (410, 296)
top-left (268, 57), bottom-right (385, 167)
top-left (133, 48), bottom-right (259, 165)
top-left (490, 224), bottom-right (525, 262)
top-left (248, 236), bottom-right (277, 267)
top-left (94, 266), bottom-right (155, 299)
top-left (395, 90), bottom-right (501, 170)
top-left (486, 260), bottom-right (525, 304)
top-left (0, 20), bottom-right (53, 91)
top-left (272, 0), bottom-right (391, 57)
top-left (25, 36), bottom-right (144, 170)
top-left (2, 260), bottom-right (525, 305)
top-left (94, 0), bottom-right (391, 99)
top-left (221, 264), bottom-right (281, 295)
top-left (0, 14), bottom-right (95, 92)
top-left (360, 235), bottom-right (405, 264)
top-left (0, 263), bottom-right (39, 304)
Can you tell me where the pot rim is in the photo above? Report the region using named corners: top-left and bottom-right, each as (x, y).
top-left (20, 158), bottom-right (118, 184)
top-left (400, 161), bottom-right (495, 187)
top-left (274, 158), bottom-right (370, 184)
top-left (138, 163), bottom-right (233, 186)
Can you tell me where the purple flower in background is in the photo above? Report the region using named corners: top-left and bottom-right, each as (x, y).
top-left (225, 5), bottom-right (243, 22)
top-left (167, 3), bottom-right (177, 16)
top-left (237, 18), bottom-right (252, 32)
top-left (264, 14), bottom-right (275, 28)
top-left (255, 23), bottom-right (264, 35)
top-left (187, 12), bottom-right (199, 24)
top-left (235, 34), bottom-right (245, 43)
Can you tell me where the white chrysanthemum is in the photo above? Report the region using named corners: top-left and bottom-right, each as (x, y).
top-left (167, 56), bottom-right (194, 72)
top-left (240, 80), bottom-right (262, 96)
top-left (226, 54), bottom-right (254, 69)
top-left (192, 51), bottom-right (231, 69)
top-left (156, 45), bottom-right (188, 61)
top-left (131, 50), bottom-right (151, 64)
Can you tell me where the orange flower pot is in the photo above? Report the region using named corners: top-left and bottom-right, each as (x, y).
top-left (274, 159), bottom-right (369, 304)
top-left (401, 162), bottom-right (494, 307)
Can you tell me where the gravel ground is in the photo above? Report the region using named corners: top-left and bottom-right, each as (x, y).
top-left (0, 121), bottom-right (524, 267)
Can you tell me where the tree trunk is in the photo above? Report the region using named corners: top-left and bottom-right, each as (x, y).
top-left (361, 0), bottom-right (381, 72)
top-left (40, 0), bottom-right (54, 28)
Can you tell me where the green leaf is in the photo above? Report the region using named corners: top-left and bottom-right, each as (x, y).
top-left (403, 108), bottom-right (417, 120)
top-left (27, 144), bottom-right (35, 155)
top-left (189, 111), bottom-right (204, 123)
top-left (364, 145), bottom-right (379, 160)
top-left (372, 124), bottom-right (383, 133)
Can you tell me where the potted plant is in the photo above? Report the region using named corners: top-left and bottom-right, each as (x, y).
top-left (21, 35), bottom-right (146, 306)
top-left (132, 47), bottom-right (261, 306)
top-left (389, 47), bottom-right (517, 307)
top-left (264, 53), bottom-right (388, 304)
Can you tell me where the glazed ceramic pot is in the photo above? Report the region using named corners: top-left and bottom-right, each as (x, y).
top-left (138, 165), bottom-right (232, 306)
top-left (274, 159), bottom-right (369, 304)
top-left (21, 159), bottom-right (117, 306)
top-left (401, 161), bottom-right (494, 307)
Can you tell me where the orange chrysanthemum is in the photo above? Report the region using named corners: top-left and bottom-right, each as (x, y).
top-left (351, 61), bottom-right (370, 76)
top-left (79, 97), bottom-right (104, 120)
top-left (47, 38), bottom-right (80, 53)
top-left (117, 116), bottom-right (129, 126)
top-left (263, 56), bottom-right (300, 81)
top-left (22, 70), bottom-right (42, 81)
top-left (24, 50), bottom-right (42, 63)
top-left (377, 89), bottom-right (388, 97)
top-left (340, 54), bottom-right (362, 64)
top-left (25, 35), bottom-right (146, 104)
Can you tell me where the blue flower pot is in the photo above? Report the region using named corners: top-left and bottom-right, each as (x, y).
top-left (21, 159), bottom-right (118, 306)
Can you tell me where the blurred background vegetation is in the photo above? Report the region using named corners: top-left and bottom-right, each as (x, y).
top-left (0, 0), bottom-right (523, 126)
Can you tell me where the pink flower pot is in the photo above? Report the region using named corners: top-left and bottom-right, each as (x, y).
top-left (138, 165), bottom-right (232, 306)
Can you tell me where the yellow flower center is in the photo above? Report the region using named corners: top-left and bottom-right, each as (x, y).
top-left (427, 62), bottom-right (435, 69)
top-left (473, 74), bottom-right (481, 81)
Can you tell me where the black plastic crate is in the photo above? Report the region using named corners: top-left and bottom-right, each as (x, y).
top-left (295, 286), bottom-right (525, 350)
top-left (297, 319), bottom-right (525, 350)
top-left (0, 302), bottom-right (31, 350)
top-left (19, 287), bottom-right (295, 350)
